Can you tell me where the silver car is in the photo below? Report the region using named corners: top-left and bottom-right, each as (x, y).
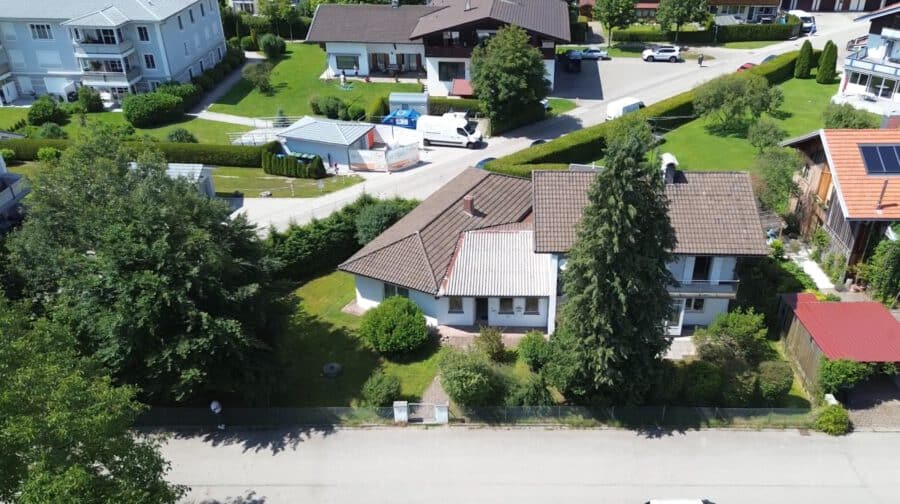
top-left (581, 47), bottom-right (610, 60)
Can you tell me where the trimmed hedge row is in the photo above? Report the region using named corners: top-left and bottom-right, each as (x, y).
top-left (428, 97), bottom-right (484, 116)
top-left (0, 138), bottom-right (271, 167)
top-left (486, 50), bottom-right (802, 175)
top-left (490, 102), bottom-right (547, 136)
top-left (614, 19), bottom-right (800, 44)
top-left (262, 151), bottom-right (327, 178)
top-left (365, 95), bottom-right (389, 123)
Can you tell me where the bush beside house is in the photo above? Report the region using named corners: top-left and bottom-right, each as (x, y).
top-left (123, 93), bottom-right (184, 128)
top-left (261, 151), bottom-right (327, 178)
top-left (359, 296), bottom-right (430, 354)
top-left (361, 372), bottom-right (402, 406)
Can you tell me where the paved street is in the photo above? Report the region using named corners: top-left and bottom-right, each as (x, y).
top-left (162, 427), bottom-right (900, 504)
top-left (232, 14), bottom-right (863, 233)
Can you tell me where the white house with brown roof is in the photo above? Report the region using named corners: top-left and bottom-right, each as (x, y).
top-left (305, 0), bottom-right (569, 96)
top-left (339, 165), bottom-right (768, 336)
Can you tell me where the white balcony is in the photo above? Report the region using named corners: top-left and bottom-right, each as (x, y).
top-left (845, 47), bottom-right (900, 78)
top-left (73, 38), bottom-right (134, 58)
top-left (81, 66), bottom-right (142, 85)
top-left (669, 279), bottom-right (739, 298)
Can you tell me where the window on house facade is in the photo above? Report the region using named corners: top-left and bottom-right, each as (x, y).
top-left (685, 298), bottom-right (705, 312)
top-left (438, 62), bottom-right (465, 82)
top-left (384, 283), bottom-right (409, 299)
top-left (30, 24), bottom-right (53, 40)
top-left (137, 26), bottom-right (150, 42)
top-left (498, 298), bottom-right (514, 314)
top-left (692, 256), bottom-right (712, 282)
top-left (143, 54), bottom-right (156, 69)
top-left (442, 31), bottom-right (460, 46)
top-left (200, 3), bottom-right (206, 16)
top-left (178, 15), bottom-right (184, 30)
top-left (184, 41), bottom-right (190, 56)
top-left (870, 75), bottom-right (897, 99)
top-left (335, 55), bottom-right (358, 70)
top-left (849, 71), bottom-right (869, 86)
top-left (448, 297), bottom-right (464, 313)
top-left (524, 297), bottom-right (539, 314)
top-left (189, 9), bottom-right (195, 23)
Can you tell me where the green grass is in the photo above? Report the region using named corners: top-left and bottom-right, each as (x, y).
top-left (768, 340), bottom-right (813, 409)
top-left (658, 75), bottom-right (838, 172)
top-left (547, 98), bottom-right (577, 116)
top-left (721, 40), bottom-right (781, 50)
top-left (275, 271), bottom-right (439, 406)
top-left (0, 107), bottom-right (28, 130)
top-left (213, 166), bottom-right (363, 198)
top-left (210, 43), bottom-right (422, 118)
top-left (6, 161), bottom-right (41, 180)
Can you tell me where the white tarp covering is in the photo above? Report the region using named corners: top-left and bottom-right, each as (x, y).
top-left (349, 143), bottom-right (419, 172)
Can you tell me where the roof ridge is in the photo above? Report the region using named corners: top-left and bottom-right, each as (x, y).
top-left (413, 231), bottom-right (440, 293)
top-left (338, 232), bottom-right (421, 269)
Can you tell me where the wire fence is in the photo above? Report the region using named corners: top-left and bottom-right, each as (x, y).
top-left (135, 407), bottom-right (394, 428)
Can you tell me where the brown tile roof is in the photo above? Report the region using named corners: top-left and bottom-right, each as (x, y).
top-left (305, 4), bottom-right (441, 44)
top-left (532, 170), bottom-right (769, 256)
top-left (410, 0), bottom-right (570, 41)
top-left (821, 129), bottom-right (900, 220)
top-left (339, 168), bottom-right (532, 294)
top-left (711, 0), bottom-right (778, 6)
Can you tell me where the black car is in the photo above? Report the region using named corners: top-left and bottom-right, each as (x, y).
top-left (474, 157), bottom-right (496, 169)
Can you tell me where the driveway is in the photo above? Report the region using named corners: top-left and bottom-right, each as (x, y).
top-left (846, 375), bottom-right (900, 430)
top-left (553, 59), bottom-right (604, 101)
top-left (162, 428), bottom-right (900, 504)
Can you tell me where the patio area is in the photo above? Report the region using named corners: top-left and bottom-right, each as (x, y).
top-left (436, 325), bottom-right (545, 348)
top-left (318, 69), bottom-right (423, 85)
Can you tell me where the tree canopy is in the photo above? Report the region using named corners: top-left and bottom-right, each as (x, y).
top-left (471, 25), bottom-right (550, 122)
top-left (6, 124), bottom-right (282, 403)
top-left (822, 103), bottom-right (880, 129)
top-left (547, 118), bottom-right (677, 402)
top-left (593, 0), bottom-right (637, 47)
top-left (694, 73), bottom-right (783, 132)
top-left (752, 147), bottom-right (800, 216)
top-left (655, 0), bottom-right (708, 41)
top-left (0, 297), bottom-right (184, 503)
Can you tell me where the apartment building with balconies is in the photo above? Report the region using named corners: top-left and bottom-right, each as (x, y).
top-left (836, 4), bottom-right (900, 115)
top-left (0, 0), bottom-right (226, 104)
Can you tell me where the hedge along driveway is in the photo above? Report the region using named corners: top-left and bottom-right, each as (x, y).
top-left (209, 43), bottom-right (422, 118)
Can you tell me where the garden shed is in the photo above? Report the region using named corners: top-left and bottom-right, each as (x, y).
top-left (780, 293), bottom-right (900, 392)
top-left (277, 116), bottom-right (375, 169)
top-left (389, 92), bottom-right (428, 114)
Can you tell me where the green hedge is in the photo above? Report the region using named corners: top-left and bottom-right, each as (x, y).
top-left (718, 22), bottom-right (800, 42)
top-left (490, 102), bottom-right (548, 136)
top-left (364, 95), bottom-right (389, 123)
top-left (156, 82), bottom-right (203, 110)
top-left (261, 151), bottom-right (327, 178)
top-left (0, 138), bottom-right (71, 161)
top-left (427, 97), bottom-right (484, 116)
top-left (487, 51), bottom-right (801, 176)
top-left (614, 19), bottom-right (799, 44)
top-left (122, 93), bottom-right (184, 128)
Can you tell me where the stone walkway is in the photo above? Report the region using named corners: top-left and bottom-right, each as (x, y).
top-left (420, 375), bottom-right (450, 406)
top-left (790, 249), bottom-right (835, 290)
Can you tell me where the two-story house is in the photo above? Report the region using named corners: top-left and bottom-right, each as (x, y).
top-left (339, 166), bottom-right (768, 337)
top-left (305, 0), bottom-right (570, 96)
top-left (784, 129), bottom-right (900, 275)
top-left (0, 0), bottom-right (227, 103)
top-left (837, 4), bottom-right (900, 115)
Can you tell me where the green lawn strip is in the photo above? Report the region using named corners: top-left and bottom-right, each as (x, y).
top-left (768, 339), bottom-right (813, 409)
top-left (276, 271), bottom-right (438, 406)
top-left (6, 161), bottom-right (41, 180)
top-left (721, 40), bottom-right (781, 50)
top-left (547, 98), bottom-right (577, 116)
top-left (212, 166), bottom-right (363, 198)
top-left (657, 76), bottom-right (838, 173)
top-left (210, 44), bottom-right (421, 118)
top-left (0, 107), bottom-right (28, 130)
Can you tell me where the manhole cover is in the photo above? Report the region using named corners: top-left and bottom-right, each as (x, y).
top-left (322, 362), bottom-right (342, 378)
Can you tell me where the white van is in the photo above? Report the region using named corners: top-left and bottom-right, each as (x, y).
top-left (788, 10), bottom-right (816, 33)
top-left (606, 97), bottom-right (645, 120)
top-left (417, 114), bottom-right (483, 148)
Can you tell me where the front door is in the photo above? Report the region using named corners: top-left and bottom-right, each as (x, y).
top-left (475, 298), bottom-right (488, 324)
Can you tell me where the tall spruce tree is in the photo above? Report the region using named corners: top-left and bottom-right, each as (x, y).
top-left (794, 40), bottom-right (813, 79)
top-left (553, 118), bottom-right (677, 402)
top-left (817, 40), bottom-right (838, 84)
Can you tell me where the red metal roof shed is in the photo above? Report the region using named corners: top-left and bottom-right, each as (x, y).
top-left (787, 296), bottom-right (900, 362)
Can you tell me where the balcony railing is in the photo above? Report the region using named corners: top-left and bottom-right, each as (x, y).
top-left (73, 39), bottom-right (134, 56)
top-left (669, 279), bottom-right (739, 297)
top-left (0, 176), bottom-right (30, 212)
top-left (0, 61), bottom-right (9, 77)
top-left (424, 45), bottom-right (473, 58)
top-left (845, 47), bottom-right (900, 78)
top-left (81, 66), bottom-right (142, 83)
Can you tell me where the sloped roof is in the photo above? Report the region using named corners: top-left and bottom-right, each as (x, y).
top-left (784, 294), bottom-right (900, 362)
top-left (62, 6), bottom-right (130, 27)
top-left (821, 129), bottom-right (900, 220)
top-left (340, 168), bottom-right (532, 294)
top-left (855, 3), bottom-right (900, 21)
top-left (277, 116), bottom-right (374, 146)
top-left (410, 0), bottom-right (570, 41)
top-left (0, 0), bottom-right (197, 22)
top-left (442, 229), bottom-right (553, 297)
top-left (306, 4), bottom-right (441, 44)
top-left (532, 170), bottom-right (768, 255)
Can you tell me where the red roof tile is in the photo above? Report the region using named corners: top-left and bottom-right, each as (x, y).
top-left (822, 129), bottom-right (900, 220)
top-left (790, 296), bottom-right (900, 362)
top-left (450, 79), bottom-right (474, 97)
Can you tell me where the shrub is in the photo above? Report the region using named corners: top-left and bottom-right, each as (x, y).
top-left (439, 349), bottom-right (504, 406)
top-left (156, 82), bottom-right (203, 110)
top-left (228, 36), bottom-right (240, 47)
top-left (504, 374), bottom-right (552, 406)
top-left (490, 101), bottom-right (545, 135)
top-left (748, 118), bottom-right (786, 152)
top-left (0, 139), bottom-right (70, 161)
top-left (122, 92), bottom-right (183, 128)
top-left (693, 309), bottom-right (770, 370)
top-left (822, 103), bottom-right (879, 129)
top-left (243, 62), bottom-right (273, 93)
top-left (192, 74), bottom-right (215, 92)
top-left (474, 326), bottom-right (505, 362)
top-left (347, 104), bottom-right (366, 121)
top-left (240, 35), bottom-right (258, 51)
top-left (319, 96), bottom-right (343, 119)
top-left (816, 40), bottom-right (838, 84)
top-left (517, 331), bottom-right (549, 371)
top-left (273, 107), bottom-right (291, 127)
top-left (28, 96), bottom-right (67, 126)
top-left (36, 146), bottom-right (62, 164)
top-left (259, 34), bottom-right (286, 60)
top-left (0, 148), bottom-right (15, 162)
top-left (77, 86), bottom-right (104, 113)
top-left (355, 201), bottom-right (404, 244)
top-left (360, 296), bottom-right (429, 354)
top-left (818, 358), bottom-right (874, 395)
top-left (649, 359), bottom-right (684, 405)
top-left (261, 151), bottom-right (327, 178)
top-left (794, 40), bottom-right (813, 79)
top-left (770, 239), bottom-right (785, 260)
top-left (309, 95), bottom-right (323, 115)
top-left (34, 122), bottom-right (67, 140)
top-left (428, 96), bottom-right (483, 116)
top-left (361, 372), bottom-right (402, 406)
top-left (815, 404), bottom-right (851, 435)
top-left (364, 95), bottom-right (389, 123)
top-left (166, 128), bottom-right (198, 143)
top-left (868, 239), bottom-right (900, 304)
top-left (758, 361), bottom-right (794, 404)
top-left (723, 370), bottom-right (758, 407)
top-left (682, 360), bottom-right (723, 405)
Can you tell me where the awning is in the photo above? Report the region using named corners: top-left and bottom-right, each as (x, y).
top-left (635, 2), bottom-right (659, 8)
top-left (450, 79), bottom-right (474, 97)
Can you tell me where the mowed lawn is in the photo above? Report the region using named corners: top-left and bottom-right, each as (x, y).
top-left (275, 271), bottom-right (440, 407)
top-left (0, 107), bottom-right (248, 144)
top-left (659, 76), bottom-right (839, 172)
top-left (210, 44), bottom-right (422, 118)
top-left (212, 167), bottom-right (363, 198)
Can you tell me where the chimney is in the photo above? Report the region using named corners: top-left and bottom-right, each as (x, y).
top-left (462, 194), bottom-right (475, 215)
top-left (660, 152), bottom-right (678, 184)
top-left (465, 0), bottom-right (471, 10)
top-left (876, 179), bottom-right (889, 212)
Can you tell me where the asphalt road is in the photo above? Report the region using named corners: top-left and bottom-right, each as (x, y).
top-left (163, 427), bottom-right (900, 504)
top-left (233, 13), bottom-right (863, 233)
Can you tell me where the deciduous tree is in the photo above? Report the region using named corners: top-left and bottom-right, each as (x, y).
top-left (822, 103), bottom-right (880, 129)
top-left (655, 0), bottom-right (708, 42)
top-left (694, 72), bottom-right (783, 132)
top-left (593, 0), bottom-right (637, 47)
top-left (752, 147), bottom-right (800, 216)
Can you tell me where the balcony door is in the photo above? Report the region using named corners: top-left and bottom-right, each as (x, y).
top-left (692, 256), bottom-right (711, 283)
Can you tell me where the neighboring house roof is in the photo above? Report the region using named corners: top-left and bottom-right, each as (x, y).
top-left (785, 129), bottom-right (900, 220)
top-left (410, 0), bottom-right (570, 41)
top-left (165, 163), bottom-right (211, 182)
top-left (306, 4), bottom-right (441, 44)
top-left (855, 3), bottom-right (900, 21)
top-left (339, 168), bottom-right (533, 294)
top-left (0, 131), bottom-right (25, 140)
top-left (442, 229), bottom-right (552, 297)
top-left (784, 293), bottom-right (900, 362)
top-left (532, 170), bottom-right (768, 256)
top-left (277, 116), bottom-right (374, 146)
top-left (0, 0), bottom-right (198, 22)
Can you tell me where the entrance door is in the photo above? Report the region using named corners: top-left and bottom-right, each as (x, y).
top-left (475, 298), bottom-right (488, 324)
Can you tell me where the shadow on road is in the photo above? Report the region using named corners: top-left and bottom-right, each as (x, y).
top-left (191, 490), bottom-right (268, 504)
top-left (500, 113), bottom-right (585, 142)
top-left (166, 425), bottom-right (337, 454)
top-left (552, 60), bottom-right (604, 100)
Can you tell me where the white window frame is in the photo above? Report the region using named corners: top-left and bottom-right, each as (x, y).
top-left (137, 25), bottom-right (150, 42)
top-left (524, 297), bottom-right (539, 315)
top-left (30, 24), bottom-right (53, 40)
top-left (143, 53), bottom-right (157, 69)
top-left (685, 298), bottom-right (705, 312)
top-left (498, 297), bottom-right (514, 314)
top-left (448, 297), bottom-right (464, 314)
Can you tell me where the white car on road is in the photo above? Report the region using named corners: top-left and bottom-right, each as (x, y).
top-left (642, 45), bottom-right (681, 62)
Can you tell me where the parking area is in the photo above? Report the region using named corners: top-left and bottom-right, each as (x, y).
top-left (846, 375), bottom-right (900, 430)
top-left (552, 59), bottom-right (603, 101)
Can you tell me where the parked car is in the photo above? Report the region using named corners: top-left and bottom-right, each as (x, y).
top-left (606, 97), bottom-right (645, 120)
top-left (642, 45), bottom-right (681, 62)
top-left (737, 62), bottom-right (757, 72)
top-left (474, 157), bottom-right (496, 169)
top-left (761, 54), bottom-right (777, 64)
top-left (582, 47), bottom-right (610, 60)
top-left (530, 139), bottom-right (547, 146)
top-left (417, 115), bottom-right (483, 149)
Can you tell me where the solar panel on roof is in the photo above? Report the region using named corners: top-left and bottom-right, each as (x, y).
top-left (878, 146), bottom-right (900, 173)
top-left (861, 146), bottom-right (883, 173)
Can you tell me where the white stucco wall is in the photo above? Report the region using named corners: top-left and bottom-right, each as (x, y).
top-left (354, 275), bottom-right (383, 310)
top-left (682, 298), bottom-right (730, 327)
top-left (487, 297), bottom-right (549, 328)
top-left (409, 289), bottom-right (438, 326)
top-left (435, 296), bottom-right (476, 326)
top-left (425, 56), bottom-right (468, 97)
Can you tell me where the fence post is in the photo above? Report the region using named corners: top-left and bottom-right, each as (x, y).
top-left (435, 403), bottom-right (449, 424)
top-left (393, 401), bottom-right (408, 424)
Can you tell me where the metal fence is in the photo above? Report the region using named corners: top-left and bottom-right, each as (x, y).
top-left (135, 407), bottom-right (394, 428)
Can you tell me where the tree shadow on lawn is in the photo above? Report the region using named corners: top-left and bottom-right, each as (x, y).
top-left (703, 118), bottom-right (750, 138)
top-left (214, 78), bottom-right (256, 106)
top-left (769, 109), bottom-right (793, 121)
